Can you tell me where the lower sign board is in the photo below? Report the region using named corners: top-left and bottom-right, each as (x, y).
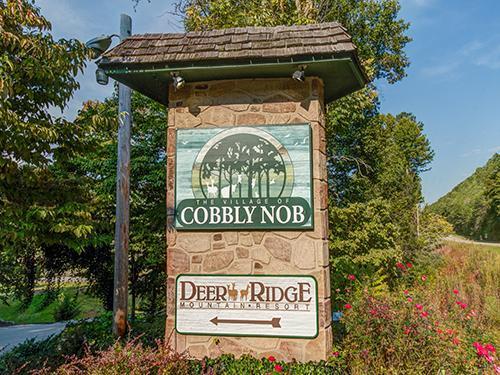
top-left (175, 274), bottom-right (318, 338)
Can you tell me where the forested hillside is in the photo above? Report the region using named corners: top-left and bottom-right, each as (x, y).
top-left (428, 153), bottom-right (499, 241)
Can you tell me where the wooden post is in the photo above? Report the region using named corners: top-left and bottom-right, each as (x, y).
top-left (113, 13), bottom-right (132, 338)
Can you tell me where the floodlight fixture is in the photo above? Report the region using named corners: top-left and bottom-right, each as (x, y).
top-left (292, 65), bottom-right (307, 82)
top-left (171, 72), bottom-right (185, 90)
top-left (95, 68), bottom-right (109, 85)
top-left (86, 34), bottom-right (119, 59)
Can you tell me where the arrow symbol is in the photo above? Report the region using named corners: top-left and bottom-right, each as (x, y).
top-left (210, 316), bottom-right (281, 328)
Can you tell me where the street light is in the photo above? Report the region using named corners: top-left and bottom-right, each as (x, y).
top-left (292, 65), bottom-right (307, 82)
top-left (95, 68), bottom-right (109, 85)
top-left (86, 34), bottom-right (119, 85)
top-left (171, 72), bottom-right (185, 90)
top-left (85, 34), bottom-right (119, 59)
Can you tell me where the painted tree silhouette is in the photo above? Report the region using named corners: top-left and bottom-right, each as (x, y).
top-left (200, 133), bottom-right (286, 198)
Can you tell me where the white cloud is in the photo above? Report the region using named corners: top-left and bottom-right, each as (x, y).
top-left (420, 61), bottom-right (460, 78)
top-left (403, 0), bottom-right (434, 7)
top-left (461, 148), bottom-right (482, 158)
top-left (419, 35), bottom-right (500, 79)
top-left (474, 45), bottom-right (500, 70)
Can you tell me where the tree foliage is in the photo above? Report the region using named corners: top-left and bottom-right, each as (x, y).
top-left (175, 0), bottom-right (435, 291)
top-left (428, 153), bottom-right (500, 241)
top-left (70, 93), bottom-right (167, 314)
top-left (177, 0), bottom-right (410, 82)
top-left (0, 0), bottom-right (105, 303)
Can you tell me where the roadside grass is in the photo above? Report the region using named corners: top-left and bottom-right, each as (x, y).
top-left (0, 284), bottom-right (104, 324)
top-left (436, 240), bottom-right (500, 341)
top-left (332, 239), bottom-right (500, 373)
top-left (1, 240), bottom-right (498, 374)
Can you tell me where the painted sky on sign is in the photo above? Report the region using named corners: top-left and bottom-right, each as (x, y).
top-left (37, 0), bottom-right (500, 203)
top-left (175, 125), bottom-right (312, 203)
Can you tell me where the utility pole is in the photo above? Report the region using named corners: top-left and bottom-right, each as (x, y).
top-left (113, 13), bottom-right (132, 338)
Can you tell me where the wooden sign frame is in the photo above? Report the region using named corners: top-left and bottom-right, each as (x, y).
top-left (174, 124), bottom-right (314, 231)
top-left (175, 274), bottom-right (319, 339)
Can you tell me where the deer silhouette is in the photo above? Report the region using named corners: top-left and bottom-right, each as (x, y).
top-left (220, 174), bottom-right (243, 198)
top-left (227, 283), bottom-right (238, 301)
top-left (205, 177), bottom-right (218, 198)
top-left (239, 284), bottom-right (249, 301)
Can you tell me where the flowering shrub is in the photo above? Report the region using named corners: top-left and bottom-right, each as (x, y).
top-left (332, 242), bottom-right (499, 374)
top-left (4, 242), bottom-right (496, 374)
top-left (36, 340), bottom-right (192, 375)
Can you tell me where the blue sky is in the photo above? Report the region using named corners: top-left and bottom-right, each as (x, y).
top-left (38, 0), bottom-right (500, 203)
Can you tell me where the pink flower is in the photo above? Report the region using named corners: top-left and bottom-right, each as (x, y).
top-left (403, 327), bottom-right (411, 335)
top-left (494, 364), bottom-right (500, 374)
top-left (420, 311), bottom-right (429, 318)
top-left (421, 275), bottom-right (427, 282)
top-left (407, 297), bottom-right (413, 302)
top-left (403, 290), bottom-right (409, 295)
top-left (453, 289), bottom-right (459, 295)
top-left (369, 309), bottom-right (377, 316)
top-left (415, 304), bottom-right (423, 310)
top-left (274, 364), bottom-right (283, 372)
top-left (332, 351), bottom-right (339, 357)
top-left (268, 355), bottom-right (276, 362)
top-left (485, 343), bottom-right (496, 353)
top-left (452, 337), bottom-right (460, 345)
top-left (446, 329), bottom-right (454, 335)
top-left (347, 274), bottom-right (356, 281)
top-left (344, 303), bottom-right (352, 309)
top-left (396, 262), bottom-right (406, 270)
top-left (406, 262), bottom-right (413, 268)
top-left (474, 343), bottom-right (491, 360)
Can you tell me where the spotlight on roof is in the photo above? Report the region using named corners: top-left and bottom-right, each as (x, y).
top-left (292, 65), bottom-right (307, 82)
top-left (85, 34), bottom-right (119, 59)
top-left (95, 68), bottom-right (109, 85)
top-left (171, 72), bottom-right (185, 90)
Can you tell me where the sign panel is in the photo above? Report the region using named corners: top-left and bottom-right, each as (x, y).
top-left (175, 274), bottom-right (318, 338)
top-left (175, 124), bottom-right (313, 230)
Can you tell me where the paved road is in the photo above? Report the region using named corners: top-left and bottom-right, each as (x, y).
top-left (0, 322), bottom-right (66, 353)
top-left (446, 235), bottom-right (500, 247)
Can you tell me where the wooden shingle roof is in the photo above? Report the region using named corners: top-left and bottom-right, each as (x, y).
top-left (101, 22), bottom-right (357, 66)
top-left (98, 22), bottom-right (367, 105)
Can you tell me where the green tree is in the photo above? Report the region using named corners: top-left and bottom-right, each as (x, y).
top-left (70, 93), bottom-right (167, 314)
top-left (177, 0), bottom-right (410, 82)
top-left (0, 0), bottom-right (104, 303)
top-left (175, 0), bottom-right (434, 286)
top-left (428, 153), bottom-right (500, 241)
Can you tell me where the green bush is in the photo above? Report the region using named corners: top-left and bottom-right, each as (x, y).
top-left (40, 346), bottom-right (342, 375)
top-left (329, 199), bottom-right (403, 310)
top-left (53, 293), bottom-right (81, 321)
top-left (0, 313), bottom-right (164, 374)
top-left (334, 246), bottom-right (498, 374)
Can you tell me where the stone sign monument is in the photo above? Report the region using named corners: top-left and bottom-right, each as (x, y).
top-left (98, 22), bottom-right (367, 361)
